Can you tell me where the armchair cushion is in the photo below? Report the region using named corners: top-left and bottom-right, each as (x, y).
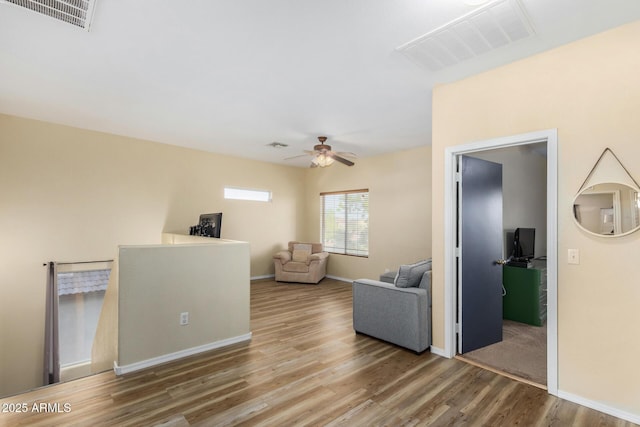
top-left (288, 241), bottom-right (323, 254)
top-left (283, 261), bottom-right (311, 273)
top-left (292, 243), bottom-right (312, 263)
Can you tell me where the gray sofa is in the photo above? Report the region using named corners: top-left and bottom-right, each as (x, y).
top-left (352, 260), bottom-right (432, 353)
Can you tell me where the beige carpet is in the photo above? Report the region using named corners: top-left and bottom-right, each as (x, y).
top-left (461, 319), bottom-right (547, 386)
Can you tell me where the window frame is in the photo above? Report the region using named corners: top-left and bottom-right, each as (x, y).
top-left (320, 189), bottom-right (369, 257)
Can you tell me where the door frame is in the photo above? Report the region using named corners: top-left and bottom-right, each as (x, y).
top-left (443, 129), bottom-right (558, 395)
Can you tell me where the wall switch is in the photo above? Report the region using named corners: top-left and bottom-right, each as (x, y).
top-left (180, 312), bottom-right (189, 325)
top-left (568, 249), bottom-right (580, 265)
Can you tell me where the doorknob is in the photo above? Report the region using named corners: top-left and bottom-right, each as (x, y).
top-left (495, 259), bottom-right (507, 265)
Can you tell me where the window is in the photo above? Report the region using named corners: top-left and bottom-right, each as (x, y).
top-left (321, 189), bottom-right (369, 257)
top-left (224, 187), bottom-right (271, 202)
top-left (48, 260), bottom-right (112, 383)
top-left (57, 268), bottom-right (111, 368)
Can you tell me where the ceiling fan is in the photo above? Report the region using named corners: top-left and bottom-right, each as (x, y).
top-left (286, 136), bottom-right (356, 168)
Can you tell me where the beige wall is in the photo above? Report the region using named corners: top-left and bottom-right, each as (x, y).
top-left (0, 114), bottom-right (305, 396)
top-left (432, 21), bottom-right (640, 416)
top-left (0, 113), bottom-right (432, 397)
top-left (303, 146), bottom-right (432, 281)
top-left (117, 239), bottom-right (250, 368)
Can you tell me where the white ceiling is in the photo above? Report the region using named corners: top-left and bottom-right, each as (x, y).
top-left (1, 0), bottom-right (640, 167)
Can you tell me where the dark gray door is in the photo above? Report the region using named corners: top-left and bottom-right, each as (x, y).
top-left (459, 155), bottom-right (503, 354)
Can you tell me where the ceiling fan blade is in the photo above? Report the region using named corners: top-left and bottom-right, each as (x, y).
top-left (327, 151), bottom-right (355, 166)
top-left (336, 151), bottom-right (357, 158)
top-left (284, 154), bottom-right (311, 160)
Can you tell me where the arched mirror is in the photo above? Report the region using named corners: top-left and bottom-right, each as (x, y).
top-left (573, 149), bottom-right (640, 237)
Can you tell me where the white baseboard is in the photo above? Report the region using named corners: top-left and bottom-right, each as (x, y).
top-left (557, 390), bottom-right (640, 425)
top-left (113, 333), bottom-right (252, 376)
top-left (325, 275), bottom-right (352, 283)
top-left (60, 360), bottom-right (92, 382)
top-left (429, 346), bottom-right (447, 358)
top-left (251, 274), bottom-right (275, 280)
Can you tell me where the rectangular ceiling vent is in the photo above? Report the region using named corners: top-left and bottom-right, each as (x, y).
top-left (397, 0), bottom-right (535, 72)
top-left (3, 0), bottom-right (97, 31)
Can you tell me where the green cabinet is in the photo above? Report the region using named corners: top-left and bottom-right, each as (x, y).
top-left (502, 262), bottom-right (547, 326)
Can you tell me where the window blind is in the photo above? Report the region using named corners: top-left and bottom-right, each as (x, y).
top-left (320, 189), bottom-right (369, 257)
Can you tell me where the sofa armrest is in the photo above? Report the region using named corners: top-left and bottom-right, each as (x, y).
top-left (353, 279), bottom-right (426, 297)
top-left (273, 251), bottom-right (291, 263)
top-left (352, 278), bottom-right (430, 352)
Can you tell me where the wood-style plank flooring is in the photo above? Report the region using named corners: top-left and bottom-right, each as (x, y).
top-left (0, 278), bottom-right (636, 426)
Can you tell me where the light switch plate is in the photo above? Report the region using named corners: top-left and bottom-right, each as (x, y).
top-left (568, 249), bottom-right (580, 264)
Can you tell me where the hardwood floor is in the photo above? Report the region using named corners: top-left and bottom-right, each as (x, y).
top-left (0, 278), bottom-right (636, 426)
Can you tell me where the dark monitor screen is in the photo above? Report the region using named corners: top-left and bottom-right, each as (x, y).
top-left (514, 227), bottom-right (535, 259)
top-left (199, 212), bottom-right (222, 238)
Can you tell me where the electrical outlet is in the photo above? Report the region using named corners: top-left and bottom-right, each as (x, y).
top-left (180, 312), bottom-right (189, 325)
top-left (568, 249), bottom-right (580, 265)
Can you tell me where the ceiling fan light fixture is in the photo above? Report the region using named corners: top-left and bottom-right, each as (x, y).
top-left (312, 154), bottom-right (334, 167)
top-left (285, 136), bottom-right (354, 168)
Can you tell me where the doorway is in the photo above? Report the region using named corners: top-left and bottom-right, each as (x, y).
top-left (458, 146), bottom-right (547, 387)
top-left (443, 129), bottom-right (558, 395)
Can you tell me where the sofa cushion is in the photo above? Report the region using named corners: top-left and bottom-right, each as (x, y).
top-left (292, 243), bottom-right (312, 263)
top-left (395, 260), bottom-right (432, 288)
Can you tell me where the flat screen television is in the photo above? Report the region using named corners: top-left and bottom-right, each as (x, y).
top-left (513, 227), bottom-right (535, 260)
top-left (198, 212), bottom-right (222, 238)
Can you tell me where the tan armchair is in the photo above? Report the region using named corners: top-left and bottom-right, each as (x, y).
top-left (273, 241), bottom-right (329, 284)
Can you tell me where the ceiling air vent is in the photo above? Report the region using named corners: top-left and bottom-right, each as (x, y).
top-left (396, 0), bottom-right (535, 72)
top-left (3, 0), bottom-right (97, 31)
